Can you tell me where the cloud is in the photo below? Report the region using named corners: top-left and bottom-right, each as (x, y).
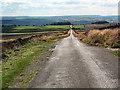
top-left (1, 0), bottom-right (30, 4)
top-left (1, 0), bottom-right (119, 16)
top-left (100, 3), bottom-right (117, 7)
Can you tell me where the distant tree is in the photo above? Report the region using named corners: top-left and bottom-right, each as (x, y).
top-left (84, 25), bottom-right (85, 28)
top-left (72, 27), bottom-right (75, 29)
top-left (92, 21), bottom-right (109, 24)
top-left (51, 22), bottom-right (71, 25)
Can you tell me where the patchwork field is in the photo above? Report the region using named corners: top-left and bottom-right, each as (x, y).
top-left (2, 25), bottom-right (70, 33)
top-left (2, 25), bottom-right (70, 42)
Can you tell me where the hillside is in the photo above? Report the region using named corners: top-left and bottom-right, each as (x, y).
top-left (2, 15), bottom-right (118, 25)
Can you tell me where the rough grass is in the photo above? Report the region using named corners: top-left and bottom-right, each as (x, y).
top-left (2, 31), bottom-right (60, 35)
top-left (2, 39), bottom-right (53, 88)
top-left (85, 23), bottom-right (118, 30)
top-left (72, 30), bottom-right (87, 42)
top-left (73, 28), bottom-right (120, 57)
top-left (73, 28), bottom-right (120, 48)
top-left (2, 31), bottom-right (70, 88)
top-left (85, 23), bottom-right (110, 29)
top-left (87, 28), bottom-right (119, 47)
top-left (2, 31), bottom-right (60, 42)
top-left (111, 51), bottom-right (120, 57)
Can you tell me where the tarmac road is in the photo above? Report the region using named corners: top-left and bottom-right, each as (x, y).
top-left (29, 26), bottom-right (118, 88)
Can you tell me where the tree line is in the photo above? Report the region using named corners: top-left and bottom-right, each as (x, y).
top-left (50, 22), bottom-right (71, 25)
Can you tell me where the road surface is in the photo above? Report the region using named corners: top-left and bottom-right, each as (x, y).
top-left (29, 26), bottom-right (118, 88)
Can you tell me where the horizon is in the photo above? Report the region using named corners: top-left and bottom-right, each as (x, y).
top-left (1, 15), bottom-right (118, 17)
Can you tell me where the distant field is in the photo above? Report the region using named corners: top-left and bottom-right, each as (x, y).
top-left (13, 25), bottom-right (70, 30)
top-left (2, 25), bottom-right (70, 42)
top-left (72, 25), bottom-right (85, 28)
top-left (2, 15), bottom-right (118, 25)
top-left (2, 25), bottom-right (70, 33)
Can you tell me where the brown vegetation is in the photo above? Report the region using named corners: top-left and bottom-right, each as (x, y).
top-left (2, 31), bottom-right (69, 50)
top-left (2, 34), bottom-right (36, 42)
top-left (73, 28), bottom-right (120, 48)
top-left (85, 23), bottom-right (119, 30)
top-left (2, 31), bottom-right (70, 59)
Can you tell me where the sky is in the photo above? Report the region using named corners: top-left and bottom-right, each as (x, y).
top-left (0, 0), bottom-right (119, 16)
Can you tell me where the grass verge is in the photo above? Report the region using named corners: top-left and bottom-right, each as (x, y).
top-left (2, 31), bottom-right (70, 88)
top-left (111, 51), bottom-right (120, 57)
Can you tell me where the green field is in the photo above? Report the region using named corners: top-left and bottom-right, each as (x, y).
top-left (72, 25), bottom-right (85, 28)
top-left (13, 25), bottom-right (70, 30)
top-left (2, 25), bottom-right (70, 42)
top-left (2, 25), bottom-right (70, 33)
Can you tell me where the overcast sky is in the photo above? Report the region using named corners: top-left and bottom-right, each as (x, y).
top-left (0, 0), bottom-right (119, 16)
